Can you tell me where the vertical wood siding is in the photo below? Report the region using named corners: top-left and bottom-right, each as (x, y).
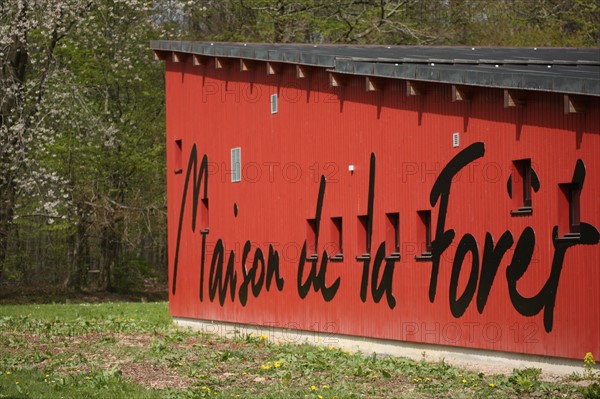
top-left (164, 57), bottom-right (600, 360)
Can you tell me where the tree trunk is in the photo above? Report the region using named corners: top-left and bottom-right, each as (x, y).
top-left (0, 180), bottom-right (16, 283)
top-left (100, 222), bottom-right (121, 292)
top-left (65, 217), bottom-right (89, 292)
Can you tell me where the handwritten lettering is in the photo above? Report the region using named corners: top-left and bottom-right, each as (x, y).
top-left (170, 142), bottom-right (599, 334)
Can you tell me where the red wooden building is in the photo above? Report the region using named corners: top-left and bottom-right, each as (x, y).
top-left (151, 41), bottom-right (600, 361)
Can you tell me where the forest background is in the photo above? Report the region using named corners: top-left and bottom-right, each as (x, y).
top-left (0, 0), bottom-right (598, 295)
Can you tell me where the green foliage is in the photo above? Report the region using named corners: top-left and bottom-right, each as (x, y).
top-left (583, 382), bottom-right (600, 399)
top-left (508, 367), bottom-right (542, 393)
top-left (112, 256), bottom-right (155, 292)
top-left (180, 0), bottom-right (599, 46)
top-left (585, 352), bottom-right (597, 379)
top-left (0, 302), bottom-right (589, 398)
top-left (0, 367), bottom-right (164, 399)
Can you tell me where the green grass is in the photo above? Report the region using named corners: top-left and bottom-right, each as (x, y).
top-left (0, 302), bottom-right (597, 398)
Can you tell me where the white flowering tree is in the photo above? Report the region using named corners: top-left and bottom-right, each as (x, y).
top-left (1, 0), bottom-right (169, 290)
top-left (0, 0), bottom-right (93, 282)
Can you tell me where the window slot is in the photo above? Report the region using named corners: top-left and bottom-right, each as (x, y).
top-left (569, 185), bottom-right (581, 234)
top-left (200, 198), bottom-right (209, 233)
top-left (416, 210), bottom-right (432, 261)
top-left (510, 159), bottom-right (534, 216)
top-left (307, 218), bottom-right (317, 256)
top-left (356, 215), bottom-right (370, 259)
top-left (329, 217), bottom-right (343, 261)
top-left (559, 183), bottom-right (581, 239)
top-left (174, 139), bottom-right (183, 174)
top-left (385, 212), bottom-right (400, 259)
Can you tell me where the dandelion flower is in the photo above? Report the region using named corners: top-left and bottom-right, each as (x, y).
top-left (489, 383), bottom-right (495, 388)
top-left (462, 379), bottom-right (467, 383)
top-left (311, 385), bottom-right (316, 390)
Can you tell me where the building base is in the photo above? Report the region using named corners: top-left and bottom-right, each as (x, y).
top-left (173, 317), bottom-right (591, 377)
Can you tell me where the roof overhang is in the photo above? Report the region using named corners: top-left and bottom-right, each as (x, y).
top-left (150, 41), bottom-right (600, 98)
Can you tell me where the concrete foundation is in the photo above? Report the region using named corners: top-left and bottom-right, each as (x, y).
top-left (173, 317), bottom-right (593, 377)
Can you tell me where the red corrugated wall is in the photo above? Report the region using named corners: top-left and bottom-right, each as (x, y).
top-left (164, 57), bottom-right (600, 360)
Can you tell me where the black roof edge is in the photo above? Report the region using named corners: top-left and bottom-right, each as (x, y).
top-left (150, 40), bottom-right (600, 97)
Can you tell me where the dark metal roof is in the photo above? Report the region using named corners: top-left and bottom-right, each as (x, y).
top-left (150, 41), bottom-right (600, 96)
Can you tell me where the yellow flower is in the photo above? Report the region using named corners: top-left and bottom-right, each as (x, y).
top-left (489, 383), bottom-right (495, 388)
top-left (425, 377), bottom-right (431, 382)
top-left (311, 385), bottom-right (316, 390)
top-left (584, 352), bottom-right (595, 365)
top-left (318, 396), bottom-right (323, 399)
top-left (261, 365), bottom-right (271, 370)
top-left (462, 379), bottom-right (467, 383)
top-left (5, 371), bottom-right (11, 375)
top-left (15, 381), bottom-right (19, 385)
top-left (322, 385), bottom-right (329, 389)
top-left (259, 334), bottom-right (268, 340)
top-left (274, 361), bottom-right (282, 368)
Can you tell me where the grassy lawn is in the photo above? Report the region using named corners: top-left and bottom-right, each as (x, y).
top-left (0, 302), bottom-right (598, 398)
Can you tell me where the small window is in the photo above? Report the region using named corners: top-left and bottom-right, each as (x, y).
top-left (416, 210), bottom-right (432, 260)
top-left (522, 161), bottom-right (532, 207)
top-left (200, 198), bottom-right (209, 233)
top-left (329, 217), bottom-right (343, 259)
top-left (385, 213), bottom-right (400, 257)
top-left (357, 215), bottom-right (369, 255)
top-left (559, 183), bottom-right (581, 237)
top-left (307, 218), bottom-right (317, 256)
top-left (569, 185), bottom-right (581, 234)
top-left (271, 94), bottom-right (278, 114)
top-left (231, 147), bottom-right (241, 183)
top-left (174, 139), bottom-right (183, 174)
top-left (510, 159), bottom-right (533, 215)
